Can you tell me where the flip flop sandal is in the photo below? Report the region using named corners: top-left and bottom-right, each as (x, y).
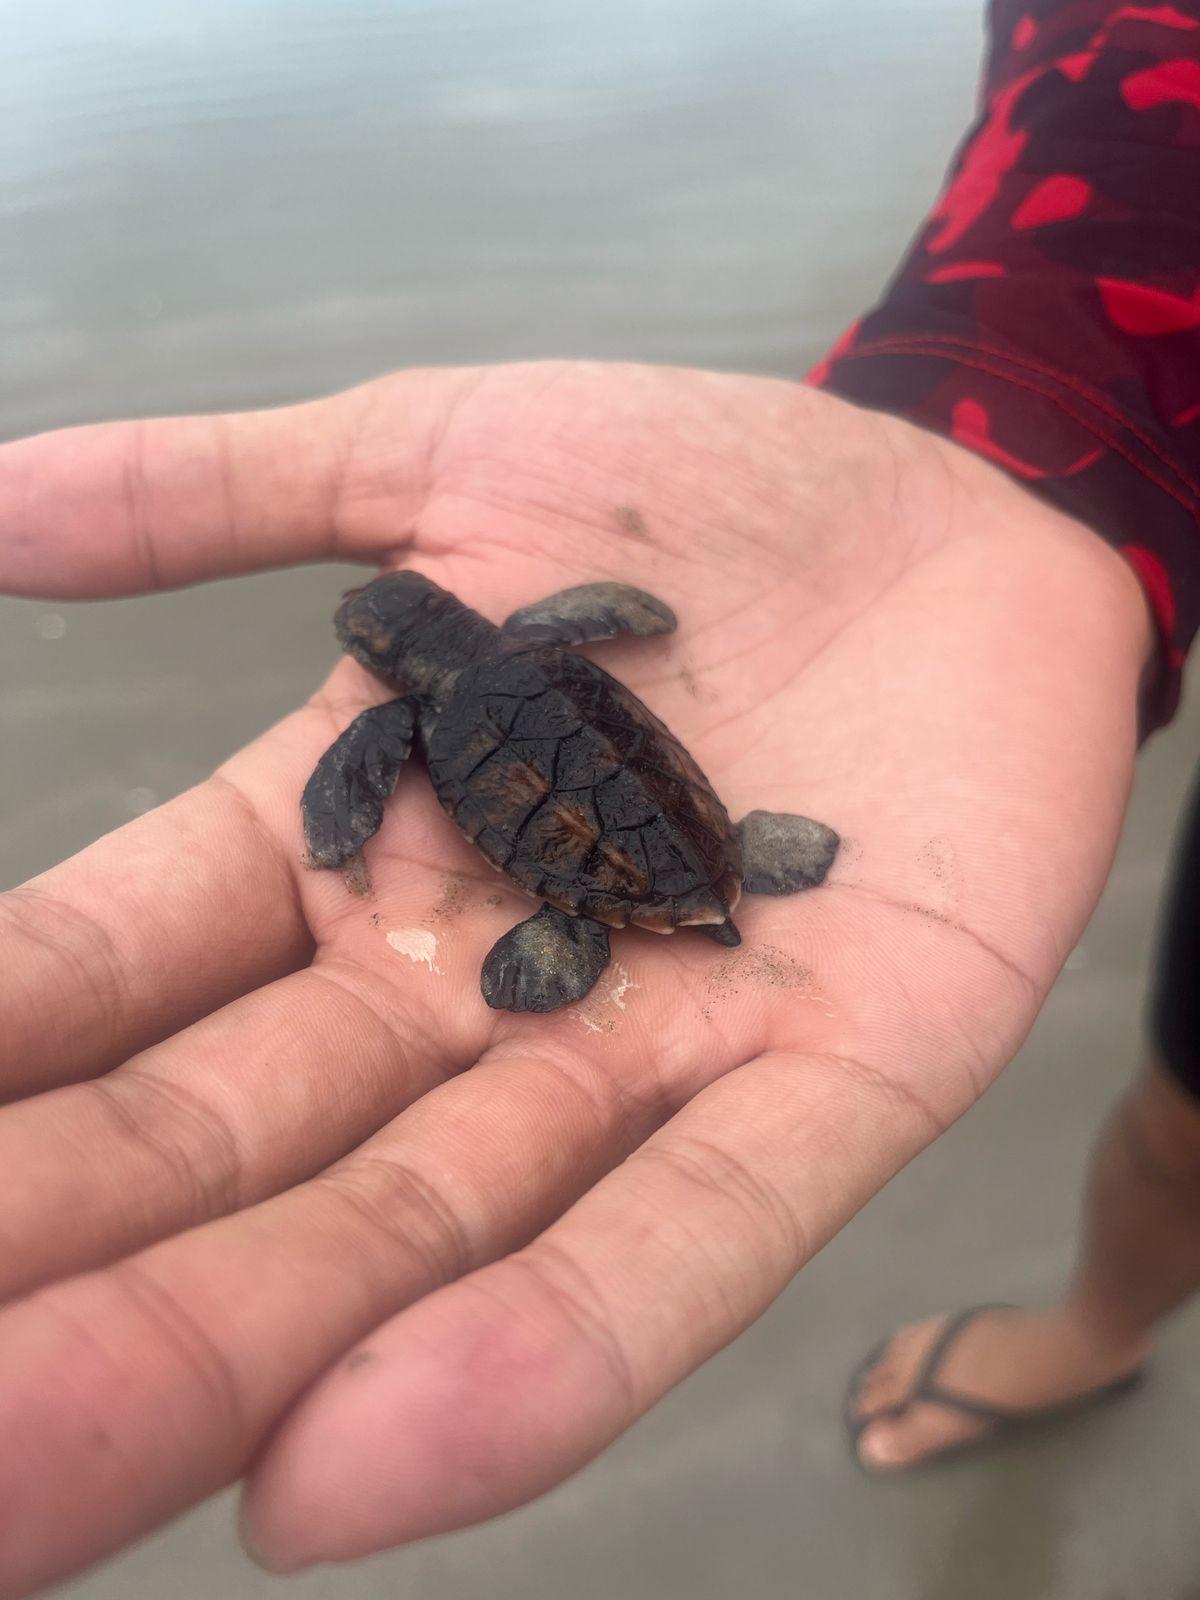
top-left (844, 1303), bottom-right (1146, 1476)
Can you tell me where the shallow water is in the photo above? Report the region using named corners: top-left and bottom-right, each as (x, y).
top-left (3, 0), bottom-right (981, 438)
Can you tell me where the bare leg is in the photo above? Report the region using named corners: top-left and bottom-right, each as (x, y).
top-left (1065, 1059), bottom-right (1200, 1337)
top-left (851, 1058), bottom-right (1200, 1470)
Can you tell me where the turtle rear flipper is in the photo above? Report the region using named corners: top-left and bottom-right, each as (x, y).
top-left (738, 810), bottom-right (840, 895)
top-left (481, 903), bottom-right (611, 1012)
top-left (502, 582), bottom-right (676, 646)
top-left (302, 697), bottom-right (417, 868)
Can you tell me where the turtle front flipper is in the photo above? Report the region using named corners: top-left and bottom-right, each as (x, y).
top-left (738, 810), bottom-right (840, 895)
top-left (302, 698), bottom-right (417, 868)
top-left (501, 582), bottom-right (676, 646)
top-left (481, 903), bottom-right (611, 1012)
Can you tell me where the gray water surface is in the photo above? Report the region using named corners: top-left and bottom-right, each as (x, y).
top-left (3, 0), bottom-right (979, 438)
top-left (3, 4), bottom-right (1199, 1597)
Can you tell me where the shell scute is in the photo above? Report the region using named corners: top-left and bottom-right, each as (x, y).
top-left (426, 647), bottom-right (739, 926)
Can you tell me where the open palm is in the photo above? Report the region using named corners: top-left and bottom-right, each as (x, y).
top-left (0, 361), bottom-right (1149, 1594)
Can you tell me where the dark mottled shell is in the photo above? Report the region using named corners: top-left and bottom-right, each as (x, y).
top-left (426, 647), bottom-right (742, 930)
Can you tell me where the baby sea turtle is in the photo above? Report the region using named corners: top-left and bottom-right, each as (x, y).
top-left (302, 572), bottom-right (839, 1013)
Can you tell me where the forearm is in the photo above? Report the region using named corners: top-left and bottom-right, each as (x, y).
top-left (814, 0), bottom-right (1200, 731)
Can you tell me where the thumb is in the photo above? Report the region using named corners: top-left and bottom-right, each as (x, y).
top-left (0, 366), bottom-right (473, 599)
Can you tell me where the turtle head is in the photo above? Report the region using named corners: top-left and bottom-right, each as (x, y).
top-left (334, 571), bottom-right (494, 702)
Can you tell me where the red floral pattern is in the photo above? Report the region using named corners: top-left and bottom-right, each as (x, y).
top-left (814, 0), bottom-right (1200, 730)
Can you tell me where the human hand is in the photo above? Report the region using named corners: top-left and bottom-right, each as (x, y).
top-left (0, 361), bottom-right (1151, 1593)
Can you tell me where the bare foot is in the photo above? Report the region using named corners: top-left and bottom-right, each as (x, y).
top-left (850, 1306), bottom-right (1149, 1472)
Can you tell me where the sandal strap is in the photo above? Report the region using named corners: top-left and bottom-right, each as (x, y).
top-left (847, 1305), bottom-right (1147, 1470)
top-left (907, 1302), bottom-right (1024, 1426)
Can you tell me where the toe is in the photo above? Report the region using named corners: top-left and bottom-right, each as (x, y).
top-left (857, 1404), bottom-right (988, 1472)
top-left (848, 1316), bottom-right (951, 1423)
top-left (856, 1418), bottom-right (912, 1471)
top-left (853, 1363), bottom-right (893, 1420)
top-left (851, 1312), bottom-right (966, 1440)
